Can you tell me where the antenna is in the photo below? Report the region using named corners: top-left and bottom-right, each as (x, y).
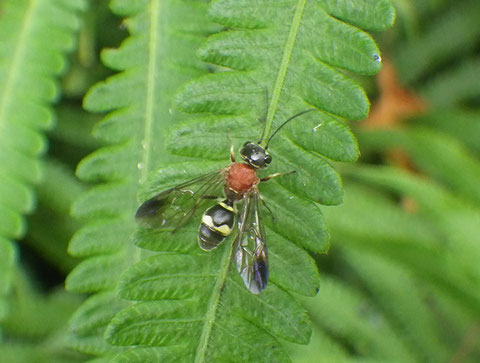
top-left (258, 87), bottom-right (270, 143)
top-left (264, 109), bottom-right (316, 148)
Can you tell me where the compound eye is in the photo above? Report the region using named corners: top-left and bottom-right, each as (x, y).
top-left (265, 154), bottom-right (272, 164)
top-left (240, 142), bottom-right (254, 153)
top-left (240, 142), bottom-right (253, 158)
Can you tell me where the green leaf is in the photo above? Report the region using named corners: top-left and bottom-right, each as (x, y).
top-left (0, 0), bottom-right (84, 237)
top-left (24, 160), bottom-right (83, 273)
top-left (0, 0), bottom-right (85, 327)
top-left (289, 326), bottom-right (352, 363)
top-left (65, 0), bottom-right (215, 357)
top-left (319, 0), bottom-right (395, 31)
top-left (0, 238), bottom-right (15, 322)
top-left (358, 127), bottom-right (480, 204)
top-left (414, 108), bottom-right (480, 155)
top-left (111, 346), bottom-right (190, 363)
top-left (0, 268), bottom-right (85, 363)
top-left (67, 0), bottom-right (394, 361)
top-left (420, 57), bottom-right (480, 108)
top-left (70, 292), bottom-right (127, 335)
top-left (342, 248), bottom-right (449, 361)
top-left (395, 0), bottom-right (480, 84)
top-left (338, 166), bottom-right (480, 316)
top-left (305, 276), bottom-right (415, 361)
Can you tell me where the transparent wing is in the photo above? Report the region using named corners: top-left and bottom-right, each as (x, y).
top-left (235, 190), bottom-right (269, 294)
top-left (135, 170), bottom-right (226, 231)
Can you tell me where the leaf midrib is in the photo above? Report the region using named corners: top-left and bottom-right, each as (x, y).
top-left (194, 243), bottom-right (233, 363)
top-left (0, 0), bottom-right (37, 128)
top-left (194, 1), bottom-right (308, 361)
top-left (140, 0), bottom-right (161, 185)
top-left (261, 0), bottom-right (307, 146)
top-left (133, 0), bottom-right (161, 265)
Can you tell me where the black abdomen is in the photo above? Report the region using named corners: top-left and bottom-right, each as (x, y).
top-left (198, 200), bottom-right (234, 251)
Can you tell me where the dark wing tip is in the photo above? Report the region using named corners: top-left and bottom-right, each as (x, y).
top-left (135, 197), bottom-right (166, 228)
top-left (238, 251), bottom-right (269, 295)
top-left (249, 257), bottom-right (269, 294)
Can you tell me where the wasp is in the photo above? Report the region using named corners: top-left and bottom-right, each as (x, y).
top-left (135, 110), bottom-right (314, 294)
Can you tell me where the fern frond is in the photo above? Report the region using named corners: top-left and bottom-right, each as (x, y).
top-left (395, 0), bottom-right (480, 84)
top-left (25, 160), bottom-right (84, 273)
top-left (68, 0), bottom-right (394, 360)
top-left (65, 0), bottom-right (214, 357)
top-left (0, 0), bottom-right (84, 237)
top-left (323, 164), bottom-right (480, 359)
top-left (343, 248), bottom-right (449, 361)
top-left (337, 167), bottom-right (480, 316)
top-left (420, 57), bottom-right (480, 108)
top-left (0, 266), bottom-right (84, 363)
top-left (358, 127), bottom-right (480, 204)
top-left (50, 104), bottom-right (102, 152)
top-left (392, 0), bottom-right (480, 114)
top-left (0, 0), bottom-right (85, 322)
top-left (66, 292), bottom-right (128, 356)
top-left (414, 108), bottom-right (480, 154)
top-left (0, 239), bottom-right (15, 323)
top-left (97, 0), bottom-right (395, 361)
top-left (304, 276), bottom-right (414, 361)
top-left (289, 326), bottom-right (353, 363)
top-left (297, 244), bottom-right (464, 361)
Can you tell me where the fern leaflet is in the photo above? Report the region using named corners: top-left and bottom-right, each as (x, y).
top-left (0, 0), bottom-right (85, 325)
top-left (65, 0), bottom-right (214, 358)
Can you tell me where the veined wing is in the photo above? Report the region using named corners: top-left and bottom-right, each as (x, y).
top-left (135, 169), bottom-right (226, 231)
top-left (235, 190), bottom-right (269, 294)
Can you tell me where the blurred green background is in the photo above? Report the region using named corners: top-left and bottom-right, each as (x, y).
top-left (1, 0), bottom-right (480, 362)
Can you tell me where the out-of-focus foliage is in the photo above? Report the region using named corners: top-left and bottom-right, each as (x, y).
top-left (0, 0), bottom-right (90, 361)
top-left (1, 0), bottom-right (479, 362)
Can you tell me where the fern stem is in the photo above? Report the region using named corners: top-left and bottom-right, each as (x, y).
top-left (194, 243), bottom-right (234, 363)
top-left (261, 0), bottom-right (307, 148)
top-left (139, 0), bottom-right (161, 184)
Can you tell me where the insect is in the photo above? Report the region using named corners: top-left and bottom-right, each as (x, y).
top-left (135, 109), bottom-right (314, 294)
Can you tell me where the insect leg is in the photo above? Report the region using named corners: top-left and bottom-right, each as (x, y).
top-left (260, 170), bottom-right (296, 183)
top-left (230, 144), bottom-right (236, 162)
top-left (226, 133), bottom-right (236, 162)
top-left (259, 194), bottom-right (275, 224)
